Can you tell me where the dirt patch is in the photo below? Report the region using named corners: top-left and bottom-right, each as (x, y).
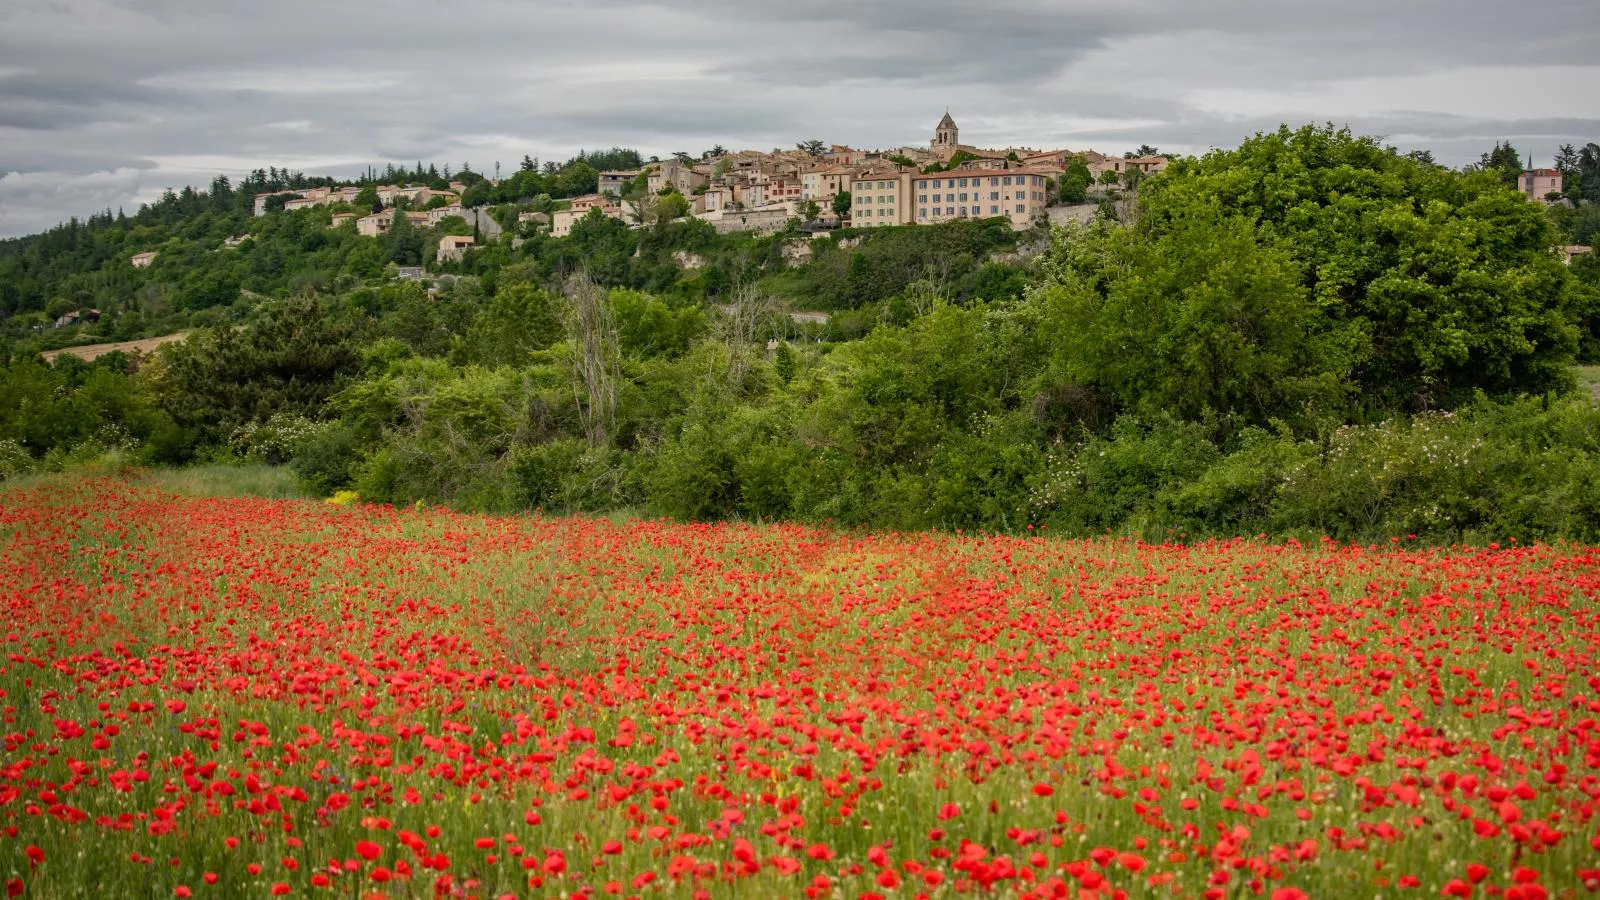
top-left (41, 332), bottom-right (190, 363)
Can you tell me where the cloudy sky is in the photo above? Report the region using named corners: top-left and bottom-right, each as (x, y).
top-left (1, 0), bottom-right (1597, 237)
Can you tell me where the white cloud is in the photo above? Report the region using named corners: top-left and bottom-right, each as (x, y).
top-left (0, 167), bottom-right (149, 234)
top-left (0, 0), bottom-right (1597, 236)
top-left (1186, 66), bottom-right (1600, 122)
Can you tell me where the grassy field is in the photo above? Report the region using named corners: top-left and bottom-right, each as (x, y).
top-left (0, 475), bottom-right (1595, 898)
top-left (1577, 365), bottom-right (1600, 402)
top-left (38, 331), bottom-right (191, 363)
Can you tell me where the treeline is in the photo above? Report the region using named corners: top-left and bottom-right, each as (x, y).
top-left (6, 125), bottom-right (1600, 545)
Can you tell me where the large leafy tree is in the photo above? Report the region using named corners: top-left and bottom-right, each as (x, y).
top-left (831, 191), bottom-right (852, 221)
top-left (1033, 124), bottom-right (1576, 427)
top-left (1058, 157), bottom-right (1092, 203)
top-left (152, 298), bottom-right (361, 452)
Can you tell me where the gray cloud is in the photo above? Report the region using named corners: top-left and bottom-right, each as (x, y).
top-left (1, 0), bottom-right (1598, 236)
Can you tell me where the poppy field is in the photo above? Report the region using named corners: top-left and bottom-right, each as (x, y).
top-left (1, 478), bottom-right (1598, 899)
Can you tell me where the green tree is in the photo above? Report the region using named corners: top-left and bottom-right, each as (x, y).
top-left (1042, 124), bottom-right (1578, 421)
top-left (656, 192), bottom-right (690, 222)
top-left (1476, 140), bottom-right (1523, 187)
top-left (153, 298), bottom-right (361, 453)
top-left (1036, 210), bottom-right (1325, 426)
top-left (433, 215), bottom-right (473, 237)
top-left (1058, 158), bottom-right (1092, 203)
top-left (1575, 143), bottom-right (1600, 203)
top-left (1554, 143), bottom-right (1579, 179)
top-left (383, 211), bottom-right (423, 265)
top-left (831, 191), bottom-right (852, 221)
top-left (463, 282), bottom-right (564, 366)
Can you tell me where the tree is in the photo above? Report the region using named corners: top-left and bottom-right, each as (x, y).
top-left (799, 199), bottom-right (822, 223)
top-left (1043, 124), bottom-right (1577, 419)
top-left (1058, 158), bottom-right (1092, 203)
top-left (1554, 143), bottom-right (1579, 178)
top-left (262, 192), bottom-right (298, 213)
top-left (563, 274), bottom-right (620, 448)
top-left (656, 192), bottom-right (690, 222)
top-left (354, 185), bottom-right (381, 212)
top-left (703, 144), bottom-right (727, 160)
top-left (1475, 141), bottom-right (1523, 187)
top-left (1575, 143), bottom-right (1600, 204)
top-left (1405, 149), bottom-right (1437, 167)
top-left (153, 298), bottom-right (361, 453)
top-left (433, 215), bottom-right (473, 237)
top-left (797, 140), bottom-right (826, 157)
top-left (718, 282), bottom-right (781, 391)
top-left (464, 282), bottom-right (563, 365)
top-left (832, 191), bottom-right (853, 221)
top-left (625, 195), bottom-right (659, 228)
top-left (1098, 169), bottom-right (1121, 186)
top-left (383, 210), bottom-right (423, 265)
top-left (1036, 209), bottom-right (1320, 426)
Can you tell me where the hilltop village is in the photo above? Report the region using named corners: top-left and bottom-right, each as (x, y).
top-left (233, 113), bottom-right (1168, 266)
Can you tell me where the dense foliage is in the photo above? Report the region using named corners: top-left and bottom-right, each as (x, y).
top-left (4, 125), bottom-right (1600, 545)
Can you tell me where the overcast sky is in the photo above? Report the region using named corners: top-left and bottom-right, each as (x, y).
top-left (1, 0), bottom-right (1598, 237)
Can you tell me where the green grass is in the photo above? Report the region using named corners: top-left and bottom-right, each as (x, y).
top-left (1576, 364), bottom-right (1600, 402)
top-left (140, 463), bottom-right (306, 499)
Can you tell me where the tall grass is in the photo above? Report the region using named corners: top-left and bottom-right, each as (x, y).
top-left (141, 464), bottom-right (306, 499)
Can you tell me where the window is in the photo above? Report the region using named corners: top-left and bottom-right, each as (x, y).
top-left (959, 206), bottom-right (967, 216)
top-left (1003, 176), bottom-right (1012, 185)
top-left (959, 193), bottom-right (968, 202)
top-left (1016, 204), bottom-right (1025, 213)
top-left (878, 181), bottom-right (887, 189)
top-left (991, 205), bottom-right (999, 214)
top-left (918, 209), bottom-right (927, 219)
top-left (959, 178), bottom-right (969, 187)
top-left (990, 191), bottom-right (999, 200)
top-left (990, 177), bottom-right (999, 186)
top-left (933, 194), bottom-right (941, 202)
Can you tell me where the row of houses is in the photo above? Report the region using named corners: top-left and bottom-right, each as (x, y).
top-left (251, 183), bottom-right (463, 216)
top-left (559, 112), bottom-right (1166, 234)
top-left (245, 112), bottom-right (1169, 241)
top-left (343, 203), bottom-right (474, 235)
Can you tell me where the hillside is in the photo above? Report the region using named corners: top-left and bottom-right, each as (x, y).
top-left (5, 124), bottom-right (1600, 544)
